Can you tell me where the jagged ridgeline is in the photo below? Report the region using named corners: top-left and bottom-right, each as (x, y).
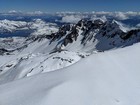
top-left (1, 18), bottom-right (140, 55)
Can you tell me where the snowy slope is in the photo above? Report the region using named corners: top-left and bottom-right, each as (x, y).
top-left (0, 18), bottom-right (140, 85)
top-left (0, 42), bottom-right (140, 105)
top-left (0, 51), bottom-right (83, 84)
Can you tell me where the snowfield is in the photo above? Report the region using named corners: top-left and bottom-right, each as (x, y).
top-left (0, 43), bottom-right (140, 105)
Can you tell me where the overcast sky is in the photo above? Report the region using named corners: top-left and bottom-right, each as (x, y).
top-left (0, 0), bottom-right (140, 12)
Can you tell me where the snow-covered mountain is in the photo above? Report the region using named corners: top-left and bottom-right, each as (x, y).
top-left (0, 15), bottom-right (140, 105)
top-left (0, 19), bottom-right (27, 33)
top-left (0, 39), bottom-right (140, 105)
top-left (0, 19), bottom-right (58, 37)
top-left (0, 18), bottom-right (140, 84)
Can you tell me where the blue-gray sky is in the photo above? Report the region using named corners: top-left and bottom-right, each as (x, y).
top-left (0, 0), bottom-right (140, 12)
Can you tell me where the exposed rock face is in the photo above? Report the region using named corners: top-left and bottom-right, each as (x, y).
top-left (99, 21), bottom-right (125, 38)
top-left (121, 29), bottom-right (140, 40)
top-left (0, 48), bottom-right (11, 55)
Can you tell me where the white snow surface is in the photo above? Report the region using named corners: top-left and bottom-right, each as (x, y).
top-left (0, 50), bottom-right (82, 84)
top-left (0, 43), bottom-right (140, 105)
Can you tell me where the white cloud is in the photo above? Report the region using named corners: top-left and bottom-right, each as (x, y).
top-left (7, 10), bottom-right (22, 14)
top-left (61, 15), bottom-right (82, 23)
top-left (114, 12), bottom-right (128, 20)
top-left (34, 11), bottom-right (44, 15)
top-left (126, 11), bottom-right (138, 16)
top-left (136, 23), bottom-right (140, 27)
top-left (8, 10), bottom-right (18, 13)
top-left (95, 11), bottom-right (112, 15)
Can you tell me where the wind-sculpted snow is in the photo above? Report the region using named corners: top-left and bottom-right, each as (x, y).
top-left (0, 43), bottom-right (140, 105)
